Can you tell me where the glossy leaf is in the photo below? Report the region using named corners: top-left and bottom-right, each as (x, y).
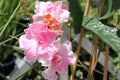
top-left (83, 16), bottom-right (120, 53)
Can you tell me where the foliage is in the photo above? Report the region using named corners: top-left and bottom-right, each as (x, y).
top-left (68, 0), bottom-right (83, 34)
top-left (68, 0), bottom-right (120, 79)
top-left (0, 0), bottom-right (20, 63)
top-left (83, 16), bottom-right (120, 53)
top-left (0, 0), bottom-right (35, 63)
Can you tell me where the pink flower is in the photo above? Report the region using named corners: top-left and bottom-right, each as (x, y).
top-left (33, 14), bottom-right (63, 36)
top-left (19, 35), bottom-right (38, 62)
top-left (19, 22), bottom-right (57, 62)
top-left (19, 1), bottom-right (75, 80)
top-left (42, 41), bottom-right (75, 80)
top-left (38, 42), bottom-right (59, 66)
top-left (37, 39), bottom-right (60, 67)
top-left (34, 1), bottom-right (70, 23)
top-left (24, 22), bottom-right (47, 41)
top-left (52, 41), bottom-right (75, 73)
top-left (24, 22), bottom-right (57, 46)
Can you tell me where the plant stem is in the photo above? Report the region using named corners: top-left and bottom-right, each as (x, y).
top-left (98, 0), bottom-right (105, 17)
top-left (84, 0), bottom-right (90, 16)
top-left (0, 33), bottom-right (24, 45)
top-left (67, 25), bottom-right (71, 41)
top-left (25, 61), bottom-right (44, 78)
top-left (67, 20), bottom-right (75, 80)
top-left (103, 13), bottom-right (111, 80)
top-left (87, 0), bottom-right (105, 79)
top-left (78, 60), bottom-right (88, 72)
top-left (103, 45), bottom-right (109, 80)
top-left (70, 0), bottom-right (90, 80)
top-left (73, 28), bottom-right (84, 71)
top-left (99, 0), bottom-right (110, 80)
top-left (67, 23), bottom-right (74, 80)
top-left (87, 35), bottom-right (98, 80)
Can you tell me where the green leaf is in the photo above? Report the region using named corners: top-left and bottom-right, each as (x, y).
top-left (0, 3), bottom-right (20, 36)
top-left (107, 0), bottom-right (113, 13)
top-left (111, 9), bottom-right (120, 30)
top-left (98, 0), bottom-right (115, 20)
top-left (68, 0), bottom-right (83, 34)
top-left (83, 16), bottom-right (120, 53)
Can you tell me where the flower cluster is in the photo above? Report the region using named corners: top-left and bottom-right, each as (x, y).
top-left (19, 1), bottom-right (75, 80)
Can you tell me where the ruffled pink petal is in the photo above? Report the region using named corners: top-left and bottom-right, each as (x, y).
top-left (19, 35), bottom-right (38, 62)
top-left (34, 1), bottom-right (70, 23)
top-left (38, 43), bottom-right (58, 66)
top-left (42, 68), bottom-right (58, 80)
top-left (60, 10), bottom-right (70, 23)
top-left (35, 1), bottom-right (46, 14)
top-left (28, 22), bottom-right (47, 41)
top-left (24, 28), bottom-right (32, 39)
top-left (32, 14), bottom-right (44, 22)
top-left (51, 41), bottom-right (75, 74)
top-left (47, 30), bottom-right (57, 44)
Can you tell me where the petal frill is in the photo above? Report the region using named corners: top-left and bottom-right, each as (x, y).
top-left (19, 35), bottom-right (38, 62)
top-left (42, 68), bottom-right (58, 80)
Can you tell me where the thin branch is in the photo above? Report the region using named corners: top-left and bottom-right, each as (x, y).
top-left (98, 0), bottom-right (105, 17)
top-left (87, 35), bottom-right (98, 80)
top-left (70, 0), bottom-right (90, 80)
top-left (87, 0), bottom-right (105, 79)
top-left (103, 45), bottom-right (109, 80)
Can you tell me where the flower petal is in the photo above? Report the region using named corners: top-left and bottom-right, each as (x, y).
top-left (19, 35), bottom-right (38, 62)
top-left (42, 68), bottom-right (58, 80)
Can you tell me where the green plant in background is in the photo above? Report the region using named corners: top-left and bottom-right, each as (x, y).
top-left (0, 0), bottom-right (20, 63)
top-left (0, 0), bottom-right (36, 63)
top-left (0, 0), bottom-right (44, 79)
top-left (68, 0), bottom-right (120, 80)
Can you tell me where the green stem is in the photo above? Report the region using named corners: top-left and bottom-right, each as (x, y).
top-left (78, 60), bottom-right (88, 72)
top-left (25, 61), bottom-right (44, 78)
top-left (0, 33), bottom-right (23, 45)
